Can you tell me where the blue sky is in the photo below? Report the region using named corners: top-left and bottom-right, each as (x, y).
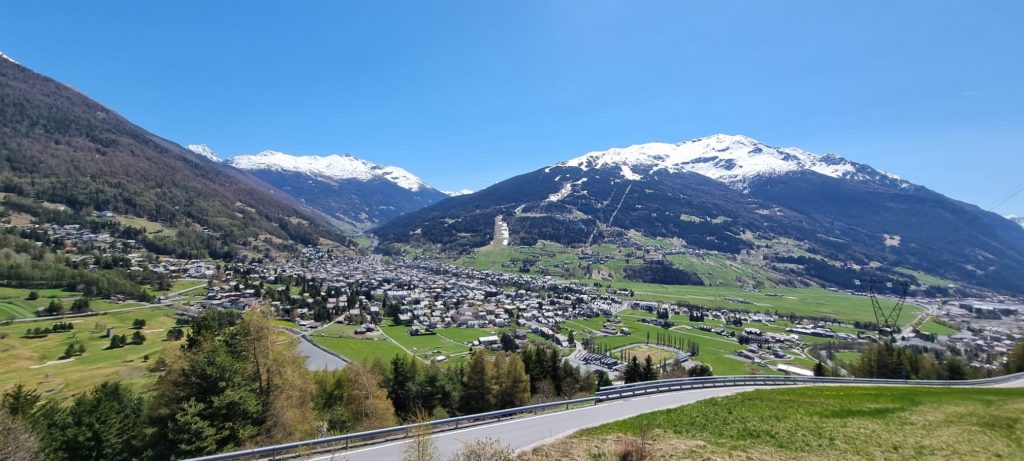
top-left (2, 1), bottom-right (1023, 215)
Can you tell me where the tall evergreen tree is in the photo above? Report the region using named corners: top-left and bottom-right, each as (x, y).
top-left (388, 355), bottom-right (419, 420)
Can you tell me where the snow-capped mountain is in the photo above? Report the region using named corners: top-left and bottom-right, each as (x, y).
top-left (185, 144), bottom-right (221, 162)
top-left (225, 150), bottom-right (448, 230)
top-left (1009, 216), bottom-right (1024, 229)
top-left (443, 189), bottom-right (474, 197)
top-left (376, 134), bottom-right (1024, 295)
top-left (229, 151), bottom-right (429, 192)
top-left (558, 134), bottom-right (906, 190)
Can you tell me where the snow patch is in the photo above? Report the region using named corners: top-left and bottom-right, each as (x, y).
top-left (619, 164), bottom-right (642, 181)
top-left (229, 151), bottom-right (430, 192)
top-left (185, 144), bottom-right (221, 162)
top-left (545, 182), bottom-right (574, 202)
top-left (443, 189), bottom-right (474, 197)
top-left (0, 51), bottom-right (19, 65)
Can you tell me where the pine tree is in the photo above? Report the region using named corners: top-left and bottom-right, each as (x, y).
top-left (624, 356), bottom-right (642, 384)
top-left (642, 355), bottom-right (659, 381)
top-left (388, 355), bottom-right (419, 420)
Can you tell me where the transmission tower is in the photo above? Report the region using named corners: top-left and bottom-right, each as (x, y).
top-left (855, 279), bottom-right (910, 342)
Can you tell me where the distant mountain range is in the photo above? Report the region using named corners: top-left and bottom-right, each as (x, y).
top-left (0, 52), bottom-right (347, 255)
top-left (184, 146), bottom-right (449, 231)
top-left (376, 134), bottom-right (1024, 295)
top-left (4, 50), bottom-right (1023, 294)
top-left (1010, 216), bottom-right (1024, 229)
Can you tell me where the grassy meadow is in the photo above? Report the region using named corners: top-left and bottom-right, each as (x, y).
top-left (0, 308), bottom-right (183, 401)
top-left (455, 242), bottom-right (924, 324)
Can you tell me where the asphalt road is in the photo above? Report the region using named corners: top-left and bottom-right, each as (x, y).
top-left (306, 386), bottom-right (763, 461)
top-left (307, 376), bottom-right (1024, 461)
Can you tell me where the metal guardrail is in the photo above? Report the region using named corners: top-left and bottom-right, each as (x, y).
top-left (186, 395), bottom-right (599, 461)
top-left (186, 371), bottom-right (1024, 461)
top-left (595, 372), bottom-right (1024, 399)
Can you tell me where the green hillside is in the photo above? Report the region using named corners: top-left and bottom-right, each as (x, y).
top-left (521, 386), bottom-right (1024, 460)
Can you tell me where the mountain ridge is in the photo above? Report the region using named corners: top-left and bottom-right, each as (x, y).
top-left (0, 53), bottom-right (348, 256)
top-left (558, 134), bottom-right (908, 190)
top-left (375, 135), bottom-right (1024, 295)
top-left (221, 149), bottom-right (448, 230)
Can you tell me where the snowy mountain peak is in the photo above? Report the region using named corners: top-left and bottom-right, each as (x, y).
top-left (228, 150), bottom-right (430, 192)
top-left (1009, 216), bottom-right (1024, 229)
top-left (185, 144), bottom-right (221, 162)
top-left (443, 189), bottom-right (474, 197)
top-left (0, 51), bottom-right (18, 65)
top-left (558, 134), bottom-right (904, 188)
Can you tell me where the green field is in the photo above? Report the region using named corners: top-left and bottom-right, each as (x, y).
top-left (434, 326), bottom-right (511, 344)
top-left (115, 215), bottom-right (177, 237)
top-left (0, 287), bottom-right (80, 319)
top-left (456, 243), bottom-right (923, 324)
top-left (309, 336), bottom-right (406, 363)
top-left (522, 386), bottom-right (1024, 461)
top-left (918, 317), bottom-right (959, 336)
top-left (610, 284), bottom-right (921, 324)
top-left (380, 322), bottom-right (471, 362)
top-left (835, 351), bottom-right (862, 364)
top-left (0, 308), bottom-right (182, 401)
top-left (311, 321), bottom-right (549, 364)
top-left (151, 279), bottom-right (209, 298)
top-left (590, 316), bottom-right (777, 376)
top-left (0, 287), bottom-right (149, 319)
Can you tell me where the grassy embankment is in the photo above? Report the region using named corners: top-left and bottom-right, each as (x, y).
top-left (520, 386), bottom-right (1024, 461)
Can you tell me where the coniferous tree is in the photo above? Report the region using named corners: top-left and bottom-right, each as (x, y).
top-left (388, 355), bottom-right (419, 420)
top-left (624, 356), bottom-right (642, 384)
top-left (641, 355), bottom-right (659, 381)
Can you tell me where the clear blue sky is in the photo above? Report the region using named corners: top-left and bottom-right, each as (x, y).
top-left (2, 1), bottom-right (1023, 215)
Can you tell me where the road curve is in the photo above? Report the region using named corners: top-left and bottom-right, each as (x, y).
top-left (307, 376), bottom-right (1024, 461)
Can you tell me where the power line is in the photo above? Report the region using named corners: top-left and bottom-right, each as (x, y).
top-left (989, 181), bottom-right (1024, 211)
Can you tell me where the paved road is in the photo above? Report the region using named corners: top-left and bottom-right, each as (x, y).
top-left (307, 375), bottom-right (1024, 461)
top-left (303, 386), bottom-right (771, 460)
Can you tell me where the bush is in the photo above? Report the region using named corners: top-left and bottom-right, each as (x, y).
top-left (448, 438), bottom-right (514, 461)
